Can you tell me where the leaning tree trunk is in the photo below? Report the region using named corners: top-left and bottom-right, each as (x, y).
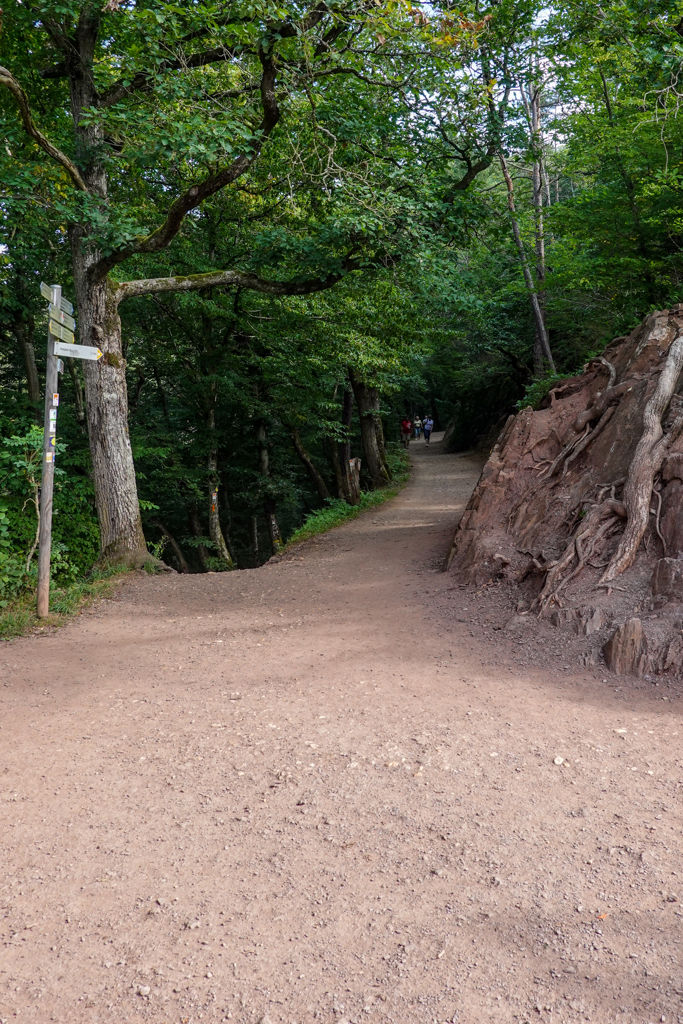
top-left (152, 520), bottom-right (190, 573)
top-left (290, 427), bottom-right (330, 500)
top-left (499, 154), bottom-right (555, 374)
top-left (348, 369), bottom-right (390, 489)
top-left (70, 256), bottom-right (149, 566)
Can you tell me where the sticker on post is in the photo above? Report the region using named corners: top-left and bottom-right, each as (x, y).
top-left (45, 452), bottom-right (54, 463)
top-left (49, 422), bottom-right (56, 434)
top-left (49, 408), bottom-right (57, 420)
top-left (53, 394), bottom-right (59, 406)
top-left (50, 435), bottom-right (56, 448)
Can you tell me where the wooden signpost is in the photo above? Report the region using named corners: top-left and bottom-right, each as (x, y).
top-left (36, 283), bottom-right (102, 618)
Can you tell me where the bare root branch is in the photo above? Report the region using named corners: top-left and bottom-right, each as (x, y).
top-left (541, 424), bottom-right (589, 480)
top-left (651, 483), bottom-right (666, 555)
top-left (574, 378), bottom-right (635, 433)
top-left (562, 404), bottom-right (616, 476)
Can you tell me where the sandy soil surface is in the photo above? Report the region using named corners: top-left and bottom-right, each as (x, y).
top-left (1, 434), bottom-right (683, 1024)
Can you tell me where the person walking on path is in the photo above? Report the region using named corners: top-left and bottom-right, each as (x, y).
top-left (413, 416), bottom-right (422, 439)
top-left (423, 416), bottom-right (434, 445)
top-left (401, 417), bottom-right (412, 448)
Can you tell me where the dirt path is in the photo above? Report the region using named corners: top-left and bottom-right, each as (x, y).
top-left (2, 435), bottom-right (683, 1024)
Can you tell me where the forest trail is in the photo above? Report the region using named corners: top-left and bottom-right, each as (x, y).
top-left (2, 435), bottom-right (683, 1024)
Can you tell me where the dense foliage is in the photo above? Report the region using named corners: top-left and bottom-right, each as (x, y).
top-left (2, 0), bottom-right (683, 590)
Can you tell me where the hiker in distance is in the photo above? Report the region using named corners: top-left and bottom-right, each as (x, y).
top-left (423, 416), bottom-right (434, 445)
top-left (401, 417), bottom-right (412, 448)
top-left (413, 415), bottom-right (422, 439)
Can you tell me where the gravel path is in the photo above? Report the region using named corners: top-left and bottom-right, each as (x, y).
top-left (1, 434), bottom-right (682, 1024)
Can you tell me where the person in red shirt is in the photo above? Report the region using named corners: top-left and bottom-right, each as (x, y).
top-left (401, 417), bottom-right (412, 448)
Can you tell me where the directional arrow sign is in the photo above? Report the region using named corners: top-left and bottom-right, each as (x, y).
top-left (48, 321), bottom-right (75, 345)
top-left (53, 340), bottom-right (103, 361)
top-left (49, 305), bottom-right (76, 332)
top-left (40, 283), bottom-right (73, 314)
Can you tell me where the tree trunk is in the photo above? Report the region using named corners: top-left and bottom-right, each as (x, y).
top-left (67, 358), bottom-right (86, 426)
top-left (520, 80), bottom-right (548, 377)
top-left (369, 387), bottom-right (392, 481)
top-left (189, 506), bottom-right (209, 571)
top-left (325, 436), bottom-right (346, 499)
top-left (252, 515), bottom-right (260, 563)
top-left (265, 497), bottom-right (283, 554)
top-left (531, 89), bottom-right (547, 378)
top-left (290, 427), bottom-right (330, 500)
top-left (348, 368), bottom-right (390, 489)
top-left (152, 520), bottom-right (190, 573)
top-left (338, 387), bottom-right (356, 503)
top-left (58, 17), bottom-right (148, 564)
top-left (70, 259), bottom-right (149, 566)
top-left (499, 154), bottom-right (555, 374)
top-left (348, 457), bottom-right (362, 504)
top-left (13, 310), bottom-right (40, 410)
top-left (207, 450), bottom-right (235, 569)
top-left (257, 422), bottom-right (283, 553)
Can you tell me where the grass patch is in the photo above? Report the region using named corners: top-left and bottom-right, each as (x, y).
top-left (285, 444), bottom-right (410, 549)
top-left (0, 564), bottom-right (132, 641)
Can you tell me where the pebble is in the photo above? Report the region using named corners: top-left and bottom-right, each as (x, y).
top-left (137, 985), bottom-right (151, 997)
top-left (554, 756), bottom-right (565, 765)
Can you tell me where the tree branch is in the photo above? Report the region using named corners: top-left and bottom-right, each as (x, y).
top-left (115, 259), bottom-right (359, 304)
top-left (0, 65), bottom-right (88, 191)
top-left (98, 4), bottom-right (330, 108)
top-left (88, 51), bottom-right (281, 282)
top-left (99, 45), bottom-right (243, 107)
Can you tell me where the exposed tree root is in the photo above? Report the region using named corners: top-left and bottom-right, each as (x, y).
top-left (562, 405), bottom-right (616, 476)
top-left (651, 482), bottom-right (666, 556)
top-left (601, 334), bottom-right (683, 581)
top-left (533, 499), bottom-right (626, 613)
top-left (573, 376), bottom-right (635, 433)
top-left (446, 310), bottom-right (683, 676)
top-left (541, 424), bottom-right (589, 480)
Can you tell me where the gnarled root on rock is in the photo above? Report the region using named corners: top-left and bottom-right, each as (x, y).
top-left (601, 335), bottom-right (683, 582)
top-left (533, 499), bottom-right (626, 614)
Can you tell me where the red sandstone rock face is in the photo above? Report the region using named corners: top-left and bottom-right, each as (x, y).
top-left (603, 618), bottom-right (649, 676)
top-left (444, 307), bottom-right (683, 678)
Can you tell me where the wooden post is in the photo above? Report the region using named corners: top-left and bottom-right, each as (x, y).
top-left (37, 285), bottom-right (61, 617)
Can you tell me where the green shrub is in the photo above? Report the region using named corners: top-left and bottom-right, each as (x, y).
top-left (515, 372), bottom-right (575, 412)
top-left (286, 444), bottom-right (410, 548)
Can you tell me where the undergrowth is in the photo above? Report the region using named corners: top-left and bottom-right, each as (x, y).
top-left (285, 444), bottom-right (410, 549)
top-left (516, 372), bottom-right (575, 411)
top-left (0, 565), bottom-right (131, 640)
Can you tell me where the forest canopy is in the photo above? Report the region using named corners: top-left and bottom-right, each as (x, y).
top-left (2, 0), bottom-right (683, 595)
